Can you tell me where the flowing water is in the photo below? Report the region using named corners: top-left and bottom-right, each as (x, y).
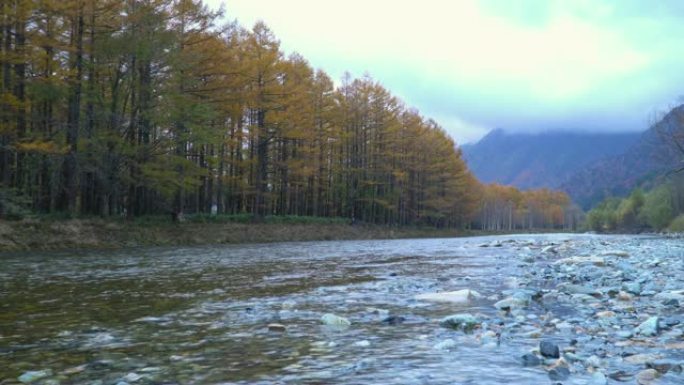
top-left (0, 234), bottom-right (669, 384)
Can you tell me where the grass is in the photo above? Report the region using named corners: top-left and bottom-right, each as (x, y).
top-left (0, 215), bottom-right (464, 252)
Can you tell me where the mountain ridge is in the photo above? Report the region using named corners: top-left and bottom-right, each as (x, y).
top-left (461, 129), bottom-right (641, 191)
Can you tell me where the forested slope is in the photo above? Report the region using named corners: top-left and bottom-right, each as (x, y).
top-left (462, 129), bottom-right (640, 190)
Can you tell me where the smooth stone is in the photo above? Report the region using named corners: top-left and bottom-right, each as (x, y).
top-left (540, 340), bottom-right (560, 358)
top-left (548, 367), bottom-right (570, 381)
top-left (321, 313), bottom-right (351, 327)
top-left (123, 373), bottom-right (141, 382)
top-left (381, 315), bottom-right (406, 325)
top-left (654, 290), bottom-right (684, 302)
top-left (635, 316), bottom-right (659, 336)
top-left (554, 256), bottom-right (605, 266)
top-left (586, 355), bottom-right (601, 368)
top-left (625, 353), bottom-right (664, 365)
top-left (267, 323), bottom-right (287, 332)
top-left (647, 359), bottom-right (680, 374)
top-left (559, 283), bottom-right (601, 297)
top-left (590, 372), bottom-right (608, 385)
top-left (623, 282), bottom-right (642, 295)
top-left (601, 250), bottom-right (629, 257)
top-left (542, 245), bottom-right (557, 253)
top-left (521, 353), bottom-right (542, 366)
top-left (616, 330), bottom-right (633, 339)
top-left (662, 298), bottom-right (680, 307)
top-left (353, 340), bottom-right (370, 347)
top-left (636, 369), bottom-right (661, 385)
top-left (494, 296), bottom-right (528, 311)
top-left (415, 289), bottom-right (482, 304)
top-left (434, 338), bottom-right (457, 350)
top-left (617, 291), bottom-right (634, 301)
top-left (439, 313), bottom-right (480, 331)
top-left (18, 370), bottom-right (53, 384)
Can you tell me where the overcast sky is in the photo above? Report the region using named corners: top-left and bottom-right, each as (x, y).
top-left (205, 0), bottom-right (684, 144)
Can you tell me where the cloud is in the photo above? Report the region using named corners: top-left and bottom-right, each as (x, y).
top-left (210, 0), bottom-right (684, 143)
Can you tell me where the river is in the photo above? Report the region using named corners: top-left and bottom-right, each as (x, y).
top-left (1, 234), bottom-right (683, 384)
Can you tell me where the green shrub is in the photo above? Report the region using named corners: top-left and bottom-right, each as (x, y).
top-left (668, 214), bottom-right (684, 232)
top-left (639, 185), bottom-right (674, 230)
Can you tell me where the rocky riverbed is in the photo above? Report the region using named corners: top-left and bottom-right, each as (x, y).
top-left (1, 234), bottom-right (684, 384)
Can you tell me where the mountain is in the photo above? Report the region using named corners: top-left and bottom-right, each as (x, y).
top-left (560, 105), bottom-right (684, 209)
top-left (461, 128), bottom-right (641, 191)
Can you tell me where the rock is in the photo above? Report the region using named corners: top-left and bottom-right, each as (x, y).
top-left (18, 370), bottom-right (53, 384)
top-left (123, 373), bottom-right (141, 382)
top-left (616, 330), bottom-right (633, 339)
top-left (623, 282), bottom-right (642, 295)
top-left (548, 367), bottom-right (570, 381)
top-left (595, 310), bottom-right (615, 318)
top-left (586, 355), bottom-right (602, 368)
top-left (381, 315), bottom-right (406, 325)
top-left (434, 338), bottom-right (457, 350)
top-left (494, 295), bottom-right (529, 311)
top-left (635, 316), bottom-right (659, 336)
top-left (617, 290), bottom-right (634, 301)
top-left (624, 353), bottom-right (664, 365)
top-left (590, 372), bottom-right (608, 385)
top-left (281, 300), bottom-right (297, 309)
top-left (480, 330), bottom-right (498, 346)
top-left (62, 365), bottom-right (87, 375)
top-left (662, 298), bottom-right (680, 307)
top-left (554, 256), bottom-right (605, 266)
top-left (608, 370), bottom-right (633, 382)
top-left (521, 353), bottom-right (542, 366)
top-left (654, 290), bottom-right (684, 302)
top-left (353, 340), bottom-right (371, 347)
top-left (558, 283), bottom-right (601, 297)
top-left (542, 245), bottom-right (557, 254)
top-left (540, 340), bottom-right (560, 358)
top-left (440, 313), bottom-right (480, 331)
top-left (647, 359), bottom-right (681, 374)
top-left (636, 369), bottom-right (661, 385)
top-left (415, 289), bottom-right (482, 304)
top-left (267, 323), bottom-right (287, 332)
top-left (601, 250), bottom-right (629, 257)
top-left (321, 313), bottom-right (351, 327)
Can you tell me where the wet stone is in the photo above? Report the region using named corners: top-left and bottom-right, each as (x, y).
top-left (381, 315), bottom-right (406, 325)
top-left (540, 340), bottom-right (560, 358)
top-left (521, 353), bottom-right (541, 366)
top-left (548, 367), bottom-right (570, 381)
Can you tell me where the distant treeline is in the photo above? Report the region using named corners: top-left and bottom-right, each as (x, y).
top-left (473, 183), bottom-right (582, 231)
top-left (0, 0), bottom-right (576, 229)
top-left (586, 175), bottom-right (684, 232)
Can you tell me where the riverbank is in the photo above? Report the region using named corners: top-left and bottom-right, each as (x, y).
top-left (0, 218), bottom-right (472, 252)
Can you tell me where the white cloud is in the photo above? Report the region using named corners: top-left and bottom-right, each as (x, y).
top-left (209, 0), bottom-right (684, 142)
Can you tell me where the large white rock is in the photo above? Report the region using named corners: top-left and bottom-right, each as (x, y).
top-left (415, 289), bottom-right (482, 304)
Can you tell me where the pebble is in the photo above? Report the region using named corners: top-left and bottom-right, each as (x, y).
top-left (18, 370), bottom-right (53, 384)
top-left (268, 323), bottom-right (287, 332)
top-left (636, 368), bottom-right (661, 385)
top-left (548, 366), bottom-right (570, 381)
top-left (439, 313), bottom-right (480, 331)
top-left (320, 313), bottom-right (351, 327)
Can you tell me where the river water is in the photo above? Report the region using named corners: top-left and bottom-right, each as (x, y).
top-left (0, 234), bottom-right (680, 384)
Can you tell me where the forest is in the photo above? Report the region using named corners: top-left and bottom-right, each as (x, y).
top-left (0, 0), bottom-right (575, 229)
top-left (586, 175), bottom-right (684, 233)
